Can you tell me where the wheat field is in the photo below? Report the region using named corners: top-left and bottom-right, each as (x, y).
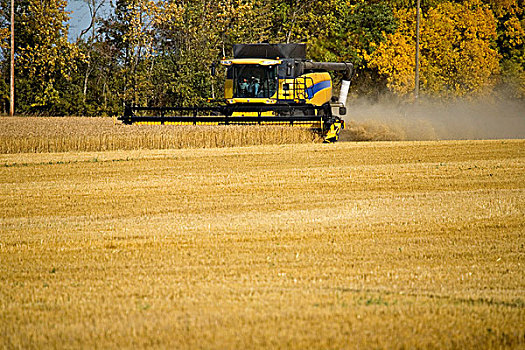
top-left (1, 137), bottom-right (524, 348)
top-left (0, 117), bottom-right (319, 153)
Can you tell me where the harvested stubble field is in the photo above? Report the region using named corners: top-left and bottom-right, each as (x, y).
top-left (1, 136), bottom-right (524, 348)
top-left (0, 117), bottom-right (319, 153)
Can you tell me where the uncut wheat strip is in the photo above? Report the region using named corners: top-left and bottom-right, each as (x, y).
top-left (0, 126), bottom-right (318, 153)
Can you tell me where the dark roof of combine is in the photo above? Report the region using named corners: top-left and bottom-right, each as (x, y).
top-left (233, 43), bottom-right (306, 59)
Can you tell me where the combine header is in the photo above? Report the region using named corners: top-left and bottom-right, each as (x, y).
top-left (120, 43), bottom-right (353, 142)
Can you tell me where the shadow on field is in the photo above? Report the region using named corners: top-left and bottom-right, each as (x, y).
top-left (340, 98), bottom-right (525, 141)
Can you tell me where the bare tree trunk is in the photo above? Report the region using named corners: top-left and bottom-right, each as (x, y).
top-left (103, 79), bottom-right (107, 110)
top-left (80, 0), bottom-right (105, 40)
top-left (286, 0), bottom-right (302, 43)
top-left (83, 61), bottom-right (91, 100)
top-left (79, 0), bottom-right (105, 104)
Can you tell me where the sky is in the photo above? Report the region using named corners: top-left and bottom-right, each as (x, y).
top-left (65, 0), bottom-right (112, 41)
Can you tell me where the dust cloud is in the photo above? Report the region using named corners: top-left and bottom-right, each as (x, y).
top-left (340, 97), bottom-right (525, 141)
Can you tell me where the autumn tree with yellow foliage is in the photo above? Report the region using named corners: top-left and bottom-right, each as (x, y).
top-left (487, 0), bottom-right (525, 97)
top-left (367, 0), bottom-right (500, 98)
top-left (14, 0), bottom-right (84, 113)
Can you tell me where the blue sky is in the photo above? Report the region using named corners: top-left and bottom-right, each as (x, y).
top-left (65, 0), bottom-right (112, 41)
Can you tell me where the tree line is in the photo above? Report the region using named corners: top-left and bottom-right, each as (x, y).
top-left (0, 0), bottom-right (523, 116)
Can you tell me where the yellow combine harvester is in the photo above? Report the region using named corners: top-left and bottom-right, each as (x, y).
top-left (120, 43), bottom-right (353, 142)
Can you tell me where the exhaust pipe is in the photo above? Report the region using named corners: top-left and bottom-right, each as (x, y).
top-left (338, 79), bottom-right (351, 106)
top-left (337, 63), bottom-right (353, 115)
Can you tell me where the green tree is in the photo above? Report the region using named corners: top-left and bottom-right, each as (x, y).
top-left (147, 0), bottom-right (219, 107)
top-left (365, 8), bottom-right (418, 96)
top-left (99, 0), bottom-right (157, 107)
top-left (142, 0), bottom-right (273, 107)
top-left (306, 1), bottom-right (398, 97)
top-left (486, 0), bottom-right (524, 97)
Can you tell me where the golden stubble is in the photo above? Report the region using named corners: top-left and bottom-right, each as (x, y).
top-left (1, 140), bottom-right (524, 349)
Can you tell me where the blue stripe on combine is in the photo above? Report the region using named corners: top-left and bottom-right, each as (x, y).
top-left (306, 80), bottom-right (331, 99)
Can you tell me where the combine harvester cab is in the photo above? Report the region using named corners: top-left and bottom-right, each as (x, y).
top-left (120, 43), bottom-right (353, 143)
